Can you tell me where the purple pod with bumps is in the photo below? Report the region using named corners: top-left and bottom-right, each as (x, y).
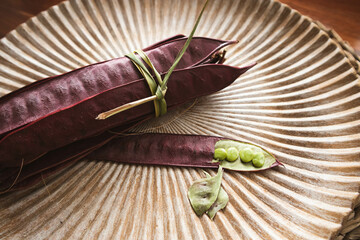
top-left (0, 36), bottom-right (255, 192)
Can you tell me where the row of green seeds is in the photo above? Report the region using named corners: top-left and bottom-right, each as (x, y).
top-left (214, 147), bottom-right (265, 168)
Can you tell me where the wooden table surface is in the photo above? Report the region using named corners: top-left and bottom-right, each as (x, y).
top-left (0, 0), bottom-right (359, 55)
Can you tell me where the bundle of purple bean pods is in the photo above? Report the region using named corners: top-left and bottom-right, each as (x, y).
top-left (0, 34), bottom-right (276, 192)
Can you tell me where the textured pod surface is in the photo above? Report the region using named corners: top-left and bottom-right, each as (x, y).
top-left (0, 64), bottom-right (250, 167)
top-left (0, 36), bottom-right (233, 137)
top-left (86, 133), bottom-right (281, 171)
top-left (0, 0), bottom-right (360, 239)
top-left (0, 36), bottom-right (243, 167)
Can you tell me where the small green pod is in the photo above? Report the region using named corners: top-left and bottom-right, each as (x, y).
top-left (214, 148), bottom-right (227, 161)
top-left (239, 147), bottom-right (254, 163)
top-left (203, 172), bottom-right (229, 220)
top-left (226, 147), bottom-right (239, 162)
top-left (188, 167), bottom-right (223, 216)
top-left (213, 139), bottom-right (281, 171)
top-left (252, 152), bottom-right (265, 168)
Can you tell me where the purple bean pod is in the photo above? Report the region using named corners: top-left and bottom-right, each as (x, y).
top-left (0, 36), bottom-right (250, 167)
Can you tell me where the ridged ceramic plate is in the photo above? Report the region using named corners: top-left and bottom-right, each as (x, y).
top-left (1, 0), bottom-right (360, 239)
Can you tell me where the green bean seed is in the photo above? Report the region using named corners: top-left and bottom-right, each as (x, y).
top-left (226, 147), bottom-right (239, 162)
top-left (252, 152), bottom-right (265, 168)
top-left (214, 139), bottom-right (279, 171)
top-left (239, 147), bottom-right (254, 163)
top-left (214, 148), bottom-right (227, 160)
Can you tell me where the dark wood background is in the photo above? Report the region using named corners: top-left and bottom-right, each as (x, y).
top-left (0, 0), bottom-right (359, 55)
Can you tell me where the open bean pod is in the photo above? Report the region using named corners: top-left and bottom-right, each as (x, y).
top-left (87, 133), bottom-right (283, 171)
top-left (213, 140), bottom-right (282, 171)
top-left (0, 132), bottom-right (282, 193)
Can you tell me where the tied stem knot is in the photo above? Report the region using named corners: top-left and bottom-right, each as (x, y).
top-left (95, 0), bottom-right (208, 120)
top-left (126, 50), bottom-right (168, 117)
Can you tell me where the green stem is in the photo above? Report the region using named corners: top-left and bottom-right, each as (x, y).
top-left (95, 0), bottom-right (209, 120)
top-left (161, 0), bottom-right (209, 90)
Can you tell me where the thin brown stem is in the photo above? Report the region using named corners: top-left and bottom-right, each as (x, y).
top-left (96, 95), bottom-right (157, 120)
top-left (0, 158), bottom-right (24, 194)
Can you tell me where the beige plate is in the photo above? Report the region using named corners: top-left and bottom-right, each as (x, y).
top-left (1, 0), bottom-right (360, 239)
